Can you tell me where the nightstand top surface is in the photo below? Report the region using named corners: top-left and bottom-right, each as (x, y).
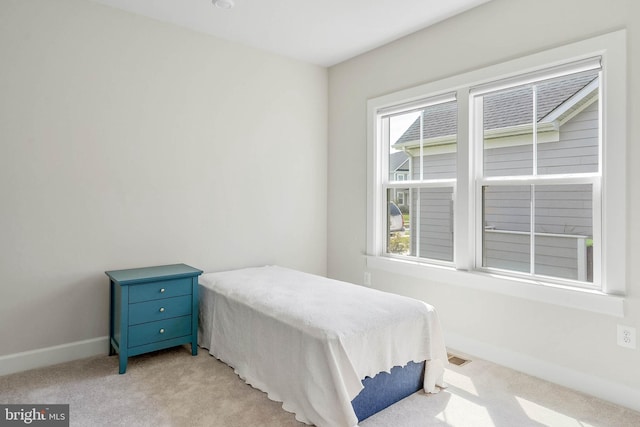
top-left (105, 263), bottom-right (203, 285)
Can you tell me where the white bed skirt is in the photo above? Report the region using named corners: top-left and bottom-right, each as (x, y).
top-left (198, 266), bottom-right (447, 427)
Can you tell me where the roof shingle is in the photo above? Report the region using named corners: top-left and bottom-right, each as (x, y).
top-left (394, 73), bottom-right (598, 146)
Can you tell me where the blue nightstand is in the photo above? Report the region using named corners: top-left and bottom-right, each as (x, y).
top-left (106, 264), bottom-right (203, 374)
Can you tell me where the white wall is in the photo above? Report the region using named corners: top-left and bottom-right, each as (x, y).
top-left (328, 0), bottom-right (640, 411)
top-left (0, 0), bottom-right (327, 358)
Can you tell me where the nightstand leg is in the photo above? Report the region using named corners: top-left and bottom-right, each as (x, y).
top-left (191, 343), bottom-right (198, 356)
top-left (119, 353), bottom-right (127, 374)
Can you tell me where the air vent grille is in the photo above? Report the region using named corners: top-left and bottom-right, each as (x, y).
top-left (447, 353), bottom-right (470, 366)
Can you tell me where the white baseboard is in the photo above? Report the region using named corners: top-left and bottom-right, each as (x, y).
top-left (445, 332), bottom-right (640, 413)
top-left (0, 336), bottom-right (110, 377)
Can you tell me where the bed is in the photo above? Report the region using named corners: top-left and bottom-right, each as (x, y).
top-left (198, 265), bottom-right (447, 426)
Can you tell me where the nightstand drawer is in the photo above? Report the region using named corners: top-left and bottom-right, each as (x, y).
top-left (129, 277), bottom-right (192, 303)
top-left (128, 315), bottom-right (192, 348)
top-left (128, 295), bottom-right (192, 325)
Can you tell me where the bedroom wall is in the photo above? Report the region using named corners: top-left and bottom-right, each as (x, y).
top-left (328, 0), bottom-right (640, 411)
top-left (0, 0), bottom-right (327, 361)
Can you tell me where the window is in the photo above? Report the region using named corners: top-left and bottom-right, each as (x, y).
top-left (396, 191), bottom-right (405, 206)
top-left (473, 66), bottom-right (601, 287)
top-left (382, 97), bottom-right (457, 262)
top-left (367, 31), bottom-right (626, 310)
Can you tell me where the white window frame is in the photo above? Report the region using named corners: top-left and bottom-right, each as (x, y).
top-left (366, 30), bottom-right (626, 317)
top-left (380, 93), bottom-right (457, 264)
top-left (471, 60), bottom-right (602, 290)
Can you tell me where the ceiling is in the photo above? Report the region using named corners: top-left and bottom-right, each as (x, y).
top-left (90, 0), bottom-right (491, 67)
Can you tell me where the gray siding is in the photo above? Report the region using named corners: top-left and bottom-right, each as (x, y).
top-left (539, 102), bottom-right (599, 174)
top-left (484, 231), bottom-right (588, 281)
top-left (411, 151), bottom-right (457, 180)
top-left (534, 185), bottom-right (593, 235)
top-left (484, 143), bottom-right (535, 176)
top-left (535, 234), bottom-right (584, 280)
top-left (483, 184), bottom-right (592, 236)
top-left (484, 100), bottom-right (599, 177)
top-left (483, 231), bottom-right (530, 273)
top-left (483, 185), bottom-right (531, 232)
top-left (409, 187), bottom-right (454, 262)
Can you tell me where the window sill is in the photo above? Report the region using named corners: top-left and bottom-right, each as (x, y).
top-left (365, 256), bottom-right (624, 318)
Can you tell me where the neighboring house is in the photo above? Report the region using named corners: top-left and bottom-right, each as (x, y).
top-left (391, 73), bottom-right (598, 281)
top-left (389, 151), bottom-right (410, 206)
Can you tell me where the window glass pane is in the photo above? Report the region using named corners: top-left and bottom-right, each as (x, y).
top-left (396, 190), bottom-right (406, 205)
top-left (482, 185), bottom-right (531, 273)
top-left (388, 111), bottom-right (417, 183)
top-left (483, 86), bottom-right (533, 177)
top-left (393, 101), bottom-right (457, 181)
top-left (386, 190), bottom-right (409, 255)
top-left (410, 187), bottom-right (454, 262)
top-left (536, 72), bottom-right (600, 175)
top-left (534, 184), bottom-right (593, 282)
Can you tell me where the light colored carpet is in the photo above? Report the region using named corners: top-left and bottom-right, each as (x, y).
top-left (1, 346), bottom-right (638, 427)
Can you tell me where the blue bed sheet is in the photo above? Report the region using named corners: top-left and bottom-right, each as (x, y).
top-left (351, 360), bottom-right (425, 422)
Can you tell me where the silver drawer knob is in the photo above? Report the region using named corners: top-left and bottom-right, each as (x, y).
top-left (159, 328), bottom-right (165, 334)
top-left (160, 288), bottom-right (166, 293)
top-left (159, 307), bottom-right (165, 313)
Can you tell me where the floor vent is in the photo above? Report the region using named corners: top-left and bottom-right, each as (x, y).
top-left (447, 353), bottom-right (470, 366)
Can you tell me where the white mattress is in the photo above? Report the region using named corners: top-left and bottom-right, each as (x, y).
top-left (198, 266), bottom-right (447, 427)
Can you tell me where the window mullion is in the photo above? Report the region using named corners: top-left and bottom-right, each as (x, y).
top-left (380, 117), bottom-right (391, 256)
top-left (472, 95), bottom-right (485, 271)
top-left (530, 86), bottom-right (538, 276)
top-left (419, 114), bottom-right (424, 181)
top-left (417, 110), bottom-right (422, 259)
top-left (478, 174), bottom-right (599, 186)
top-left (386, 179), bottom-right (455, 188)
top-left (415, 189), bottom-right (420, 258)
top-left (532, 85), bottom-right (538, 175)
top-left (530, 184), bottom-right (536, 276)
top-left (455, 87), bottom-right (470, 270)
